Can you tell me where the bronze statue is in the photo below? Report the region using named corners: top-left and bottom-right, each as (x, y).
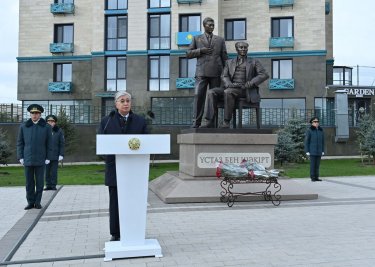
top-left (187, 17), bottom-right (228, 128)
top-left (201, 41), bottom-right (269, 128)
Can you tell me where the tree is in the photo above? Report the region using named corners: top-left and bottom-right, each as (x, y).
top-left (56, 108), bottom-right (77, 157)
top-left (283, 116), bottom-right (308, 163)
top-left (275, 129), bottom-right (298, 166)
top-left (362, 127), bottom-right (375, 164)
top-left (0, 128), bottom-right (12, 166)
top-left (356, 114), bottom-right (375, 163)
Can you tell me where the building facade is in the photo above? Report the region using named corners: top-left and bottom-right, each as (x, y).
top-left (18, 0), bottom-right (334, 126)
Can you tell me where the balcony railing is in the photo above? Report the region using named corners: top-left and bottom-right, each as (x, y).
top-left (176, 31), bottom-right (201, 46)
top-left (50, 3), bottom-right (75, 14)
top-left (325, 1), bottom-right (331, 15)
top-left (269, 79), bottom-right (295, 90)
top-left (269, 0), bottom-right (294, 7)
top-left (177, 0), bottom-right (202, 4)
top-left (176, 78), bottom-right (195, 89)
top-left (50, 43), bottom-right (74, 53)
top-left (269, 37), bottom-right (294, 48)
top-left (48, 82), bottom-right (72, 92)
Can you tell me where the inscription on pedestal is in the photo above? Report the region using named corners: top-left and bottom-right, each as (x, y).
top-left (197, 153), bottom-right (271, 168)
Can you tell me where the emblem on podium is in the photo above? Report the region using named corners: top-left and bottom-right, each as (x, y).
top-left (128, 138), bottom-right (141, 150)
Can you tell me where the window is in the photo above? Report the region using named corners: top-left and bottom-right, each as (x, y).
top-left (106, 56), bottom-right (127, 91)
top-left (179, 14), bottom-right (200, 32)
top-left (152, 97), bottom-right (194, 125)
top-left (149, 14), bottom-right (170, 49)
top-left (55, 0), bottom-right (74, 4)
top-left (55, 0), bottom-right (73, 3)
top-left (23, 100), bottom-right (92, 123)
top-left (179, 58), bottom-right (196, 78)
top-left (54, 24), bottom-right (73, 43)
top-left (106, 16), bottom-right (127, 50)
top-left (106, 0), bottom-right (127, 9)
top-left (271, 17), bottom-right (293, 37)
top-left (149, 0), bottom-right (170, 8)
top-left (315, 98), bottom-right (335, 126)
top-left (54, 63), bottom-right (72, 82)
top-left (333, 66), bottom-right (352, 85)
top-left (272, 59), bottom-right (292, 79)
top-left (225, 19), bottom-right (246, 40)
top-left (149, 56), bottom-right (170, 91)
top-left (261, 98), bottom-right (305, 126)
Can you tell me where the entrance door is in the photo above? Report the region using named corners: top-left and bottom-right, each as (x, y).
top-left (348, 98), bottom-right (371, 126)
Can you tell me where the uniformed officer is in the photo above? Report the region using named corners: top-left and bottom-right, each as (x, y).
top-left (44, 115), bottom-right (65, 191)
top-left (17, 104), bottom-right (52, 210)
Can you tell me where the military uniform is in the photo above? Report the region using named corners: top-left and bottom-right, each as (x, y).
top-left (45, 115), bottom-right (65, 190)
top-left (304, 118), bottom-right (325, 181)
top-left (17, 104), bottom-right (52, 209)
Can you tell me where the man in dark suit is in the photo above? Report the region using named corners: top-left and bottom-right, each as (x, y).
top-left (187, 17), bottom-right (228, 128)
top-left (201, 41), bottom-right (269, 128)
top-left (17, 104), bottom-right (52, 210)
top-left (98, 91), bottom-right (147, 242)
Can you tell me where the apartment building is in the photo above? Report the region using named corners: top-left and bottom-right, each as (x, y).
top-left (17, 0), bottom-right (334, 126)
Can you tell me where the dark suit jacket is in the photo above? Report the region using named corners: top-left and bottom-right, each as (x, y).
top-left (98, 110), bottom-right (148, 187)
top-left (221, 57), bottom-right (269, 103)
top-left (186, 33), bottom-right (228, 78)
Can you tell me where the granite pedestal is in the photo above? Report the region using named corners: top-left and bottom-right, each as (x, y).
top-left (149, 129), bottom-right (318, 203)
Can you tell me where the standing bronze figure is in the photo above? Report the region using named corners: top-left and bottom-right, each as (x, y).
top-left (187, 17), bottom-right (228, 128)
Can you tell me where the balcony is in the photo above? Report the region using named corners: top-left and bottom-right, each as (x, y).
top-left (177, 0), bottom-right (202, 4)
top-left (269, 0), bottom-right (294, 7)
top-left (269, 79), bottom-right (295, 90)
top-left (269, 37), bottom-right (294, 48)
top-left (176, 78), bottom-right (195, 89)
top-left (325, 1), bottom-right (331, 15)
top-left (50, 3), bottom-right (75, 14)
top-left (176, 31), bottom-right (201, 46)
top-left (50, 43), bottom-right (74, 53)
top-left (48, 82), bottom-right (72, 92)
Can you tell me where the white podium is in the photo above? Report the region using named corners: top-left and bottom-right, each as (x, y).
top-left (96, 134), bottom-right (170, 261)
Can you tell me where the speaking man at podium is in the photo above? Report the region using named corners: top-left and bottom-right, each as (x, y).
top-left (99, 91), bottom-right (148, 241)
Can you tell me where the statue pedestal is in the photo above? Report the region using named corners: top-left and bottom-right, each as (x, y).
top-left (178, 130), bottom-right (277, 177)
top-left (149, 129), bottom-right (318, 203)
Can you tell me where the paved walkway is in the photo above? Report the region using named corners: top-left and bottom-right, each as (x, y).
top-left (1, 176), bottom-right (375, 266)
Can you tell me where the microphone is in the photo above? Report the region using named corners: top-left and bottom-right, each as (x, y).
top-left (103, 110), bottom-right (116, 133)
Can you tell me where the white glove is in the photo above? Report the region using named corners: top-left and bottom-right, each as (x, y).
top-left (58, 155), bottom-right (63, 161)
top-left (306, 152), bottom-right (310, 156)
top-left (322, 152), bottom-right (325, 156)
top-left (19, 159), bottom-right (24, 165)
top-left (45, 159), bottom-right (50, 164)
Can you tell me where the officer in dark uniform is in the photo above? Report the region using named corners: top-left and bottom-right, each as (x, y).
top-left (17, 104), bottom-right (52, 210)
top-left (44, 115), bottom-right (65, 190)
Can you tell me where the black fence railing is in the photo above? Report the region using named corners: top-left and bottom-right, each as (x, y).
top-left (0, 103), bottom-right (363, 127)
top-left (0, 104), bottom-right (23, 123)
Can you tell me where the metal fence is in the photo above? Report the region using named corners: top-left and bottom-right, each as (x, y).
top-left (0, 103), bottom-right (361, 127)
top-left (0, 104), bottom-right (23, 123)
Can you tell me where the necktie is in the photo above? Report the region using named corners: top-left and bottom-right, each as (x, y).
top-left (237, 58), bottom-right (243, 66)
top-left (207, 34), bottom-right (212, 45)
